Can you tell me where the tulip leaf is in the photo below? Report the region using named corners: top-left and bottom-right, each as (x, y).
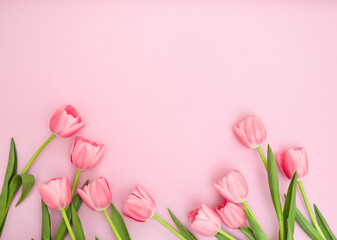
top-left (267, 145), bottom-right (284, 240)
top-left (168, 208), bottom-right (197, 240)
top-left (215, 233), bottom-right (231, 240)
top-left (239, 226), bottom-right (256, 240)
top-left (283, 172), bottom-right (297, 239)
top-left (314, 204), bottom-right (337, 240)
top-left (0, 139), bottom-right (18, 228)
top-left (71, 203), bottom-right (85, 240)
top-left (8, 173), bottom-right (35, 207)
top-left (286, 220), bottom-right (293, 240)
top-left (109, 203), bottom-right (131, 240)
top-left (41, 200), bottom-right (51, 240)
top-left (295, 206), bottom-right (324, 240)
top-left (95, 237), bottom-right (99, 240)
top-left (244, 208), bottom-right (270, 240)
top-left (54, 180), bottom-right (89, 240)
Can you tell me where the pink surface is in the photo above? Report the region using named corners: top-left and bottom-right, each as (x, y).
top-left (1, 1), bottom-right (337, 239)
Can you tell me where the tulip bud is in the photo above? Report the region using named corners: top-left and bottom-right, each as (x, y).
top-left (71, 136), bottom-right (104, 170)
top-left (214, 170), bottom-right (248, 203)
top-left (49, 105), bottom-right (85, 138)
top-left (38, 177), bottom-right (72, 210)
top-left (276, 147), bottom-right (308, 180)
top-left (188, 203), bottom-right (221, 237)
top-left (77, 177), bottom-right (112, 211)
top-left (216, 201), bottom-right (246, 229)
top-left (122, 186), bottom-right (156, 222)
top-left (233, 115), bottom-right (266, 148)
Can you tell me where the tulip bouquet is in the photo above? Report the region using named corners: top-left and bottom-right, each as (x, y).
top-left (0, 106), bottom-right (336, 240)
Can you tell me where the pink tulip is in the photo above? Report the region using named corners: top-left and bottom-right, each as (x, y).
top-left (214, 170), bottom-right (248, 203)
top-left (71, 136), bottom-right (104, 170)
top-left (216, 201), bottom-right (246, 229)
top-left (122, 186), bottom-right (156, 222)
top-left (77, 177), bottom-right (112, 211)
top-left (233, 115), bottom-right (266, 148)
top-left (276, 147), bottom-right (309, 180)
top-left (50, 105), bottom-right (85, 138)
top-left (188, 203), bottom-right (221, 237)
top-left (38, 177), bottom-right (72, 210)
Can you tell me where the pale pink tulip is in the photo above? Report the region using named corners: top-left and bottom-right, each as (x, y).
top-left (233, 115), bottom-right (266, 148)
top-left (71, 136), bottom-right (104, 170)
top-left (122, 186), bottom-right (156, 222)
top-left (50, 105), bottom-right (85, 138)
top-left (216, 201), bottom-right (246, 229)
top-left (77, 177), bottom-right (112, 211)
top-left (188, 203), bottom-right (221, 237)
top-left (38, 177), bottom-right (72, 210)
top-left (214, 170), bottom-right (248, 203)
top-left (276, 147), bottom-right (308, 180)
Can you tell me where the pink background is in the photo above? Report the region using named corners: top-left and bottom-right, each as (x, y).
top-left (1, 1), bottom-right (337, 239)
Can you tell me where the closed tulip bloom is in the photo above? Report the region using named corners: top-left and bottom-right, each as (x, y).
top-left (38, 177), bottom-right (72, 210)
top-left (276, 147), bottom-right (309, 180)
top-left (216, 201), bottom-right (246, 229)
top-left (233, 115), bottom-right (266, 148)
top-left (71, 136), bottom-right (104, 170)
top-left (214, 170), bottom-right (248, 203)
top-left (77, 177), bottom-right (112, 211)
top-left (188, 203), bottom-right (221, 237)
top-left (50, 105), bottom-right (85, 138)
top-left (122, 186), bottom-right (156, 222)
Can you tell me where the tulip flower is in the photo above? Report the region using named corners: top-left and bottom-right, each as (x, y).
top-left (188, 203), bottom-right (236, 240)
top-left (233, 115), bottom-right (268, 169)
top-left (277, 147), bottom-right (325, 238)
top-left (77, 178), bottom-right (122, 240)
top-left (216, 201), bottom-right (246, 229)
top-left (70, 136), bottom-right (104, 195)
top-left (39, 177), bottom-right (76, 240)
top-left (123, 186), bottom-right (187, 240)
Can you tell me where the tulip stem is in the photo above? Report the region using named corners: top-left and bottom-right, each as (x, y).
top-left (72, 170), bottom-right (81, 196)
top-left (153, 214), bottom-right (188, 240)
top-left (21, 134), bottom-right (56, 174)
top-left (298, 180), bottom-right (326, 240)
top-left (242, 201), bottom-right (258, 222)
top-left (103, 209), bottom-right (123, 240)
top-left (61, 208), bottom-right (76, 240)
top-left (256, 146), bottom-right (267, 170)
top-left (218, 229), bottom-right (237, 240)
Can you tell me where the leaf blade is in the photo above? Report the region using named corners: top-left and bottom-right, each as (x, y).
top-left (314, 204), bottom-right (337, 240)
top-left (283, 172), bottom-right (297, 239)
top-left (71, 203), bottom-right (85, 240)
top-left (41, 200), bottom-right (51, 240)
top-left (109, 203), bottom-right (131, 240)
top-left (295, 207), bottom-right (324, 240)
top-left (244, 208), bottom-right (270, 240)
top-left (239, 226), bottom-right (256, 240)
top-left (168, 208), bottom-right (197, 240)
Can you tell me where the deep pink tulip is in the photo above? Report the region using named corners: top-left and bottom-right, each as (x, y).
top-left (71, 136), bottom-right (104, 170)
top-left (77, 177), bottom-right (112, 211)
top-left (216, 201), bottom-right (246, 229)
top-left (233, 115), bottom-right (266, 148)
top-left (188, 203), bottom-right (221, 237)
top-left (49, 105), bottom-right (85, 138)
top-left (276, 147), bottom-right (309, 180)
top-left (214, 170), bottom-right (248, 203)
top-left (38, 177), bottom-right (72, 210)
top-left (122, 186), bottom-right (156, 222)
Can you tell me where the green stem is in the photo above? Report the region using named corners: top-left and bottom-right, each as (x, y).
top-left (218, 229), bottom-right (237, 240)
top-left (256, 146), bottom-right (267, 170)
top-left (72, 170), bottom-right (81, 196)
top-left (153, 214), bottom-right (187, 240)
top-left (103, 209), bottom-right (123, 240)
top-left (21, 134), bottom-right (56, 174)
top-left (61, 208), bottom-right (76, 240)
top-left (242, 201), bottom-right (258, 222)
top-left (298, 180), bottom-right (326, 240)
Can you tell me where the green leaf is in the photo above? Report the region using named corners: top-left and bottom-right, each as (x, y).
top-left (54, 180), bottom-right (89, 240)
top-left (283, 172), bottom-right (297, 239)
top-left (95, 237), bottom-right (99, 240)
top-left (215, 232), bottom-right (231, 240)
top-left (267, 145), bottom-right (284, 239)
top-left (110, 203), bottom-right (131, 240)
top-left (295, 207), bottom-right (324, 240)
top-left (41, 200), bottom-right (51, 240)
top-left (168, 208), bottom-right (197, 240)
top-left (71, 203), bottom-right (85, 240)
top-left (239, 226), bottom-right (256, 240)
top-left (244, 208), bottom-right (270, 240)
top-left (314, 204), bottom-right (337, 240)
top-left (286, 220), bottom-right (293, 240)
top-left (8, 173), bottom-right (35, 207)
